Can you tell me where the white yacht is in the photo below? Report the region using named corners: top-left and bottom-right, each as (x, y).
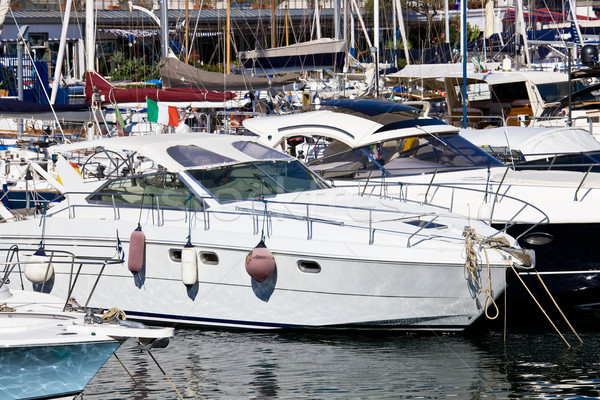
top-left (0, 133), bottom-right (528, 331)
top-left (243, 99), bottom-right (600, 312)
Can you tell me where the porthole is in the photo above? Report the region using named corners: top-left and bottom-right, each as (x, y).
top-left (169, 249), bottom-right (182, 262)
top-left (200, 252), bottom-right (219, 265)
top-left (523, 232), bottom-right (554, 246)
top-left (298, 260), bottom-right (321, 273)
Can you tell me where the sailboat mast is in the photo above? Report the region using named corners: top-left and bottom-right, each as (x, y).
top-left (161, 0), bottom-right (169, 58)
top-left (444, 0), bottom-right (450, 43)
top-left (85, 0), bottom-right (94, 72)
top-left (334, 0), bottom-right (340, 39)
top-left (374, 0), bottom-right (379, 96)
top-left (50, 0), bottom-right (73, 104)
top-left (271, 0), bottom-right (276, 47)
top-left (185, 0), bottom-right (189, 63)
top-left (315, 0), bottom-right (321, 39)
top-left (227, 0), bottom-right (231, 74)
top-left (461, 0), bottom-right (467, 128)
top-left (394, 0), bottom-right (410, 65)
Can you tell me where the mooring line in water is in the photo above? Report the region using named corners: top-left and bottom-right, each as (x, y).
top-left (147, 349), bottom-right (185, 400)
top-left (508, 264), bottom-right (571, 348)
top-left (113, 352), bottom-right (137, 385)
top-left (533, 270), bottom-right (583, 344)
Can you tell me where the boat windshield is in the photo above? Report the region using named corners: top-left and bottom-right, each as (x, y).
top-left (308, 134), bottom-right (503, 178)
top-left (88, 172), bottom-right (205, 209)
top-left (188, 160), bottom-right (329, 202)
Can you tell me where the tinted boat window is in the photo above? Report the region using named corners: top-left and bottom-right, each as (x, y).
top-left (167, 145), bottom-right (235, 167)
top-left (232, 141), bottom-right (293, 160)
top-left (308, 135), bottom-right (502, 178)
top-left (189, 160), bottom-right (328, 202)
top-left (88, 172), bottom-right (204, 209)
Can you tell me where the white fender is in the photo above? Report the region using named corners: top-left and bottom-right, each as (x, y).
top-left (181, 244), bottom-right (198, 285)
top-left (24, 249), bottom-right (54, 284)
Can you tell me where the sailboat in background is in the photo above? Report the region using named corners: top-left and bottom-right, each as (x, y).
top-left (239, 38), bottom-right (347, 75)
top-left (238, 0), bottom-right (347, 76)
top-left (85, 70), bottom-right (237, 107)
top-left (160, 55), bottom-right (300, 91)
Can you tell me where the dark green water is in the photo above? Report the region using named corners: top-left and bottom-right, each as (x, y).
top-left (81, 322), bottom-right (600, 399)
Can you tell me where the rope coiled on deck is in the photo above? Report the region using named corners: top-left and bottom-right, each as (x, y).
top-left (101, 307), bottom-right (127, 321)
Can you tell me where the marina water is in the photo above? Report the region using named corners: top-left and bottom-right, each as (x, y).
top-left (81, 322), bottom-right (600, 399)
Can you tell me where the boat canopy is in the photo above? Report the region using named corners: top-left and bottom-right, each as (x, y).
top-left (51, 134), bottom-right (293, 172)
top-left (243, 99), bottom-right (458, 149)
top-left (461, 127), bottom-right (600, 161)
top-left (386, 64), bottom-right (568, 86)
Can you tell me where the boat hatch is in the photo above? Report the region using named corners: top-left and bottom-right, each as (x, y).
top-left (167, 145), bottom-right (236, 167)
top-left (405, 220), bottom-right (447, 229)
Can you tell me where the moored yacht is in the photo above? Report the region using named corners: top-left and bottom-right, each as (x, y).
top-left (0, 133), bottom-right (528, 331)
top-left (243, 99), bottom-right (600, 312)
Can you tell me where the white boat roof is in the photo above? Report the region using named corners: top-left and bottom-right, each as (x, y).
top-left (51, 133), bottom-right (292, 172)
top-left (243, 100), bottom-right (459, 148)
top-left (460, 126), bottom-right (600, 161)
top-left (386, 64), bottom-right (569, 85)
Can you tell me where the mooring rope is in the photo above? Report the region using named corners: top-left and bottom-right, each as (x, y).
top-left (0, 302), bottom-right (15, 312)
top-left (101, 307), bottom-right (127, 321)
top-left (462, 226), bottom-right (509, 320)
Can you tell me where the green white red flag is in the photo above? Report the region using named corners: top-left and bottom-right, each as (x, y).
top-left (146, 98), bottom-right (179, 127)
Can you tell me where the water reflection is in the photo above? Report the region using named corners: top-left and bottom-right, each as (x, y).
top-left (82, 329), bottom-right (600, 399)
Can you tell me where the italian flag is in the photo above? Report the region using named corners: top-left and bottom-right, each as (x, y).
top-left (147, 98), bottom-right (179, 127)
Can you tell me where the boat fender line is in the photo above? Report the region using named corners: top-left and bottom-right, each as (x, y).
top-left (24, 247), bottom-right (54, 284)
top-left (128, 224), bottom-right (145, 273)
top-left (245, 240), bottom-right (276, 283)
top-left (181, 242), bottom-right (198, 286)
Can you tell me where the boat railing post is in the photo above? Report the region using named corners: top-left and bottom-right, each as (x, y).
top-left (492, 167), bottom-right (510, 204)
top-left (368, 209), bottom-right (374, 245)
top-left (306, 204), bottom-right (312, 240)
top-left (84, 260), bottom-right (108, 308)
top-left (574, 165), bottom-right (593, 201)
top-left (252, 200), bottom-right (258, 234)
top-left (67, 193), bottom-right (73, 219)
top-left (155, 195), bottom-right (162, 226)
top-left (203, 206), bottom-right (210, 231)
top-left (1, 247), bottom-right (21, 291)
top-left (424, 169), bottom-right (438, 203)
top-left (62, 262), bottom-right (84, 312)
top-left (111, 194), bottom-right (118, 220)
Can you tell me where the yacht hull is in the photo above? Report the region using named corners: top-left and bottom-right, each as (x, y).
top-left (0, 341), bottom-right (120, 400)
top-left (1, 216), bottom-right (507, 331)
